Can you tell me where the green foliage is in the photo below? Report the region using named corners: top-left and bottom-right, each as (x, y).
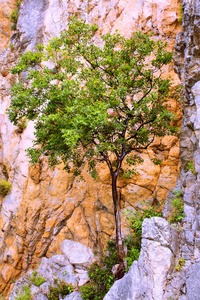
top-left (48, 279), bottom-right (73, 300)
top-left (187, 161), bottom-right (195, 175)
top-left (81, 284), bottom-right (96, 300)
top-left (0, 180), bottom-right (12, 197)
top-left (178, 4), bottom-right (183, 23)
top-left (10, 10), bottom-right (18, 25)
top-left (16, 117), bottom-right (27, 133)
top-left (125, 202), bottom-right (162, 269)
top-left (10, 43), bottom-right (14, 51)
top-left (173, 188), bottom-right (183, 197)
top-left (179, 258), bottom-right (186, 266)
top-left (10, 1), bottom-right (21, 30)
top-left (169, 189), bottom-right (185, 224)
top-left (28, 270), bottom-right (46, 287)
top-left (81, 240), bottom-right (118, 300)
top-left (8, 18), bottom-right (178, 179)
top-left (175, 258), bottom-right (185, 272)
top-left (151, 158), bottom-right (162, 165)
top-left (15, 284), bottom-right (32, 300)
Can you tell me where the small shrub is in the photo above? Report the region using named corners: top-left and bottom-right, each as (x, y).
top-left (81, 240), bottom-right (120, 300)
top-left (0, 180), bottom-right (12, 197)
top-left (179, 257), bottom-right (186, 266)
top-left (10, 1), bottom-right (21, 30)
top-left (28, 270), bottom-right (46, 287)
top-left (169, 190), bottom-right (185, 224)
top-left (10, 9), bottom-right (18, 25)
top-left (10, 43), bottom-right (14, 51)
top-left (81, 284), bottom-right (95, 300)
top-left (16, 117), bottom-right (27, 133)
top-left (175, 258), bottom-right (185, 272)
top-left (125, 202), bottom-right (162, 270)
top-left (15, 284), bottom-right (32, 300)
top-left (187, 161), bottom-right (195, 175)
top-left (173, 189), bottom-right (183, 197)
top-left (48, 279), bottom-right (73, 300)
top-left (178, 4), bottom-right (183, 23)
top-left (151, 158), bottom-right (162, 165)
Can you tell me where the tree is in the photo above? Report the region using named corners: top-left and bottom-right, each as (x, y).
top-left (8, 18), bottom-right (178, 276)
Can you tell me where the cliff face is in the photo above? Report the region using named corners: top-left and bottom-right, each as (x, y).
top-left (0, 0), bottom-right (182, 294)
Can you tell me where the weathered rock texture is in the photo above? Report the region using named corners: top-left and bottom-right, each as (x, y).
top-left (163, 0), bottom-right (200, 297)
top-left (104, 217), bottom-right (179, 300)
top-left (9, 240), bottom-right (89, 300)
top-left (0, 0), bottom-right (182, 295)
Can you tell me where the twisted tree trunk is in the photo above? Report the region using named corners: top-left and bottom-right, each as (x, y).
top-left (111, 171), bottom-right (125, 279)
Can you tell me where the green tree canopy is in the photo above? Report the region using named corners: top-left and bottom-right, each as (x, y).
top-left (8, 18), bottom-right (179, 276)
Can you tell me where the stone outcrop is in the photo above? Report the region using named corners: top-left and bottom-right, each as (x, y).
top-left (0, 0), bottom-right (182, 295)
top-left (163, 0), bottom-right (200, 297)
top-left (104, 217), bottom-right (179, 300)
top-left (9, 239), bottom-right (91, 300)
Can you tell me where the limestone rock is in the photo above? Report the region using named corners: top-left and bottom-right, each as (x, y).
top-left (61, 240), bottom-right (94, 267)
top-left (8, 240), bottom-right (92, 299)
top-left (64, 292), bottom-right (82, 300)
top-left (104, 262), bottom-right (141, 300)
top-left (104, 217), bottom-right (179, 300)
top-left (186, 260), bottom-right (200, 300)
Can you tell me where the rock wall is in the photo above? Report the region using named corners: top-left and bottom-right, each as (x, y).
top-left (0, 0), bottom-right (182, 295)
top-left (168, 0), bottom-right (200, 297)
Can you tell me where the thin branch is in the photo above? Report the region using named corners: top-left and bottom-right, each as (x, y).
top-left (125, 134), bottom-right (155, 155)
top-left (126, 116), bottom-right (157, 142)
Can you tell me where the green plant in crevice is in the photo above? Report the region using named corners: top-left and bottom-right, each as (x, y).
top-left (0, 180), bottom-right (12, 197)
top-left (187, 161), bottom-right (195, 175)
top-left (175, 257), bottom-right (185, 272)
top-left (10, 43), bottom-right (14, 51)
top-left (178, 4), bottom-right (183, 23)
top-left (80, 240), bottom-right (118, 300)
top-left (16, 117), bottom-right (27, 134)
top-left (47, 279), bottom-right (73, 300)
top-left (169, 189), bottom-right (185, 224)
top-left (151, 158), bottom-right (162, 165)
top-left (10, 1), bottom-right (21, 31)
top-left (28, 269), bottom-right (46, 287)
top-left (15, 284), bottom-right (32, 300)
top-left (124, 202), bottom-right (162, 270)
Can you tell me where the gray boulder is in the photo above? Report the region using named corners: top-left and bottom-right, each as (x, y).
top-left (8, 240), bottom-right (94, 300)
top-left (186, 260), bottom-right (200, 300)
top-left (104, 217), bottom-right (179, 300)
top-left (61, 240), bottom-right (94, 267)
top-left (64, 291), bottom-right (83, 300)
